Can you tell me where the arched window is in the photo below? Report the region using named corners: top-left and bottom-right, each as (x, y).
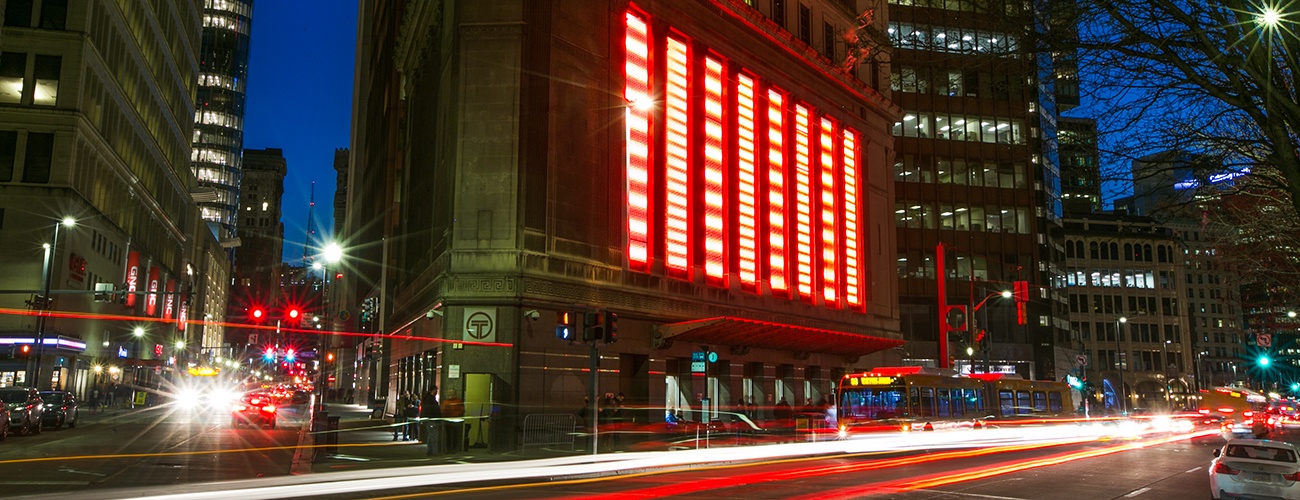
top-left (1090, 241), bottom-right (1099, 259)
top-left (1076, 241), bottom-right (1084, 257)
top-left (1109, 243), bottom-right (1119, 260)
top-left (1123, 243), bottom-right (1132, 261)
top-left (1066, 240), bottom-right (1075, 258)
top-left (1100, 243), bottom-right (1109, 260)
top-left (1144, 244), bottom-right (1153, 262)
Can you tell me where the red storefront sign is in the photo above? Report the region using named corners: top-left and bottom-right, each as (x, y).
top-left (163, 279), bottom-right (175, 320)
top-left (125, 251), bottom-right (140, 307)
top-left (145, 267), bottom-right (160, 316)
top-left (177, 303), bottom-right (187, 332)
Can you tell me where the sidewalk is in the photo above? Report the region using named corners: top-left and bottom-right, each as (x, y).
top-left (306, 404), bottom-right (579, 473)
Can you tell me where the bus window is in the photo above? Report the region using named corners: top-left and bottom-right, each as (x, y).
top-left (919, 387), bottom-right (936, 417)
top-left (1016, 391), bottom-right (1031, 414)
top-left (937, 388), bottom-right (950, 417)
top-left (1049, 392), bottom-right (1063, 413)
top-left (999, 390), bottom-right (1014, 417)
top-left (839, 387), bottom-right (906, 420)
top-left (951, 389), bottom-right (964, 417)
top-left (968, 388), bottom-right (985, 415)
top-left (1032, 391), bottom-right (1047, 412)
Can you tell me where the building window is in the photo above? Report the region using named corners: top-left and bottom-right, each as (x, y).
top-left (39, 0), bottom-right (67, 30)
top-left (3, 0), bottom-right (32, 27)
top-left (823, 22), bottom-right (836, 59)
top-left (0, 130), bottom-right (15, 182)
top-left (0, 53), bottom-right (27, 104)
top-left (773, 0), bottom-right (786, 29)
top-left (33, 55), bottom-right (59, 106)
top-left (798, 4), bottom-right (811, 44)
top-left (22, 132), bottom-right (53, 183)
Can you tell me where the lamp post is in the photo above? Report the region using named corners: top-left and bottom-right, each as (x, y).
top-left (32, 216), bottom-right (75, 389)
top-left (1162, 339), bottom-right (1172, 409)
top-left (972, 289), bottom-right (1011, 375)
top-left (314, 242), bottom-right (343, 412)
top-left (1116, 316), bottom-right (1127, 414)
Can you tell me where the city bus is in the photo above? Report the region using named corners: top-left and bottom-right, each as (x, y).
top-left (1198, 387), bottom-right (1269, 438)
top-left (835, 366), bottom-right (1072, 434)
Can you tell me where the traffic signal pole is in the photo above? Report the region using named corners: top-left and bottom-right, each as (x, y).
top-left (937, 242), bottom-right (949, 369)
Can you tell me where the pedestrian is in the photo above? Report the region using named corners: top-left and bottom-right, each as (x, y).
top-left (403, 391), bottom-right (420, 439)
top-left (775, 397), bottom-right (792, 420)
top-left (441, 389), bottom-right (465, 452)
top-left (420, 388), bottom-right (442, 456)
top-left (393, 391), bottom-right (411, 441)
top-left (90, 388), bottom-right (101, 413)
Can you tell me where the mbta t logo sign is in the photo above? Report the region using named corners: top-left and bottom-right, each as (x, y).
top-left (462, 307), bottom-right (497, 343)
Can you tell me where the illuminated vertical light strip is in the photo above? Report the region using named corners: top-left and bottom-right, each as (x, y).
top-left (664, 38), bottom-right (692, 273)
top-left (819, 117), bottom-right (838, 305)
top-left (624, 13), bottom-right (652, 270)
top-left (703, 57), bottom-right (726, 280)
top-left (794, 105), bottom-right (814, 299)
top-left (766, 89), bottom-right (788, 294)
top-left (736, 74), bottom-right (758, 286)
top-left (843, 129), bottom-right (862, 308)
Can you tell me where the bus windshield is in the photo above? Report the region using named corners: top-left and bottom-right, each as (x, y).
top-left (840, 385), bottom-right (906, 420)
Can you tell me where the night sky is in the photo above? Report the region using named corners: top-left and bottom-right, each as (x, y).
top-left (241, 1), bottom-right (357, 265)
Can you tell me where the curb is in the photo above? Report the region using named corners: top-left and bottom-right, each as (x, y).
top-left (287, 404), bottom-right (316, 475)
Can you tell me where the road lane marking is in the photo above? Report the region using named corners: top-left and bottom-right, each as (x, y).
top-left (57, 467), bottom-right (107, 476)
top-left (1186, 467), bottom-right (1202, 473)
top-left (915, 489), bottom-right (1024, 499)
top-left (1123, 487), bottom-right (1151, 497)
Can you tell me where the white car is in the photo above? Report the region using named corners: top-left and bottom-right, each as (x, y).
top-left (1210, 438), bottom-right (1300, 499)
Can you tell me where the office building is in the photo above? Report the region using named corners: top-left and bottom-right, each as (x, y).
top-left (347, 0), bottom-right (902, 450)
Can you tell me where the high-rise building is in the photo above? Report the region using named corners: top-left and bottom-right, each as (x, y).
top-left (332, 148), bottom-right (348, 237)
top-left (347, 0), bottom-right (902, 450)
top-left (0, 0), bottom-right (228, 393)
top-left (228, 147), bottom-right (285, 343)
top-left (192, 0), bottom-right (252, 244)
top-left (1062, 213), bottom-right (1195, 410)
top-left (887, 0), bottom-right (1067, 379)
top-left (1059, 117), bottom-right (1101, 214)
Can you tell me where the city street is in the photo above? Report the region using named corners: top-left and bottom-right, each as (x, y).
top-left (0, 402), bottom-right (308, 494)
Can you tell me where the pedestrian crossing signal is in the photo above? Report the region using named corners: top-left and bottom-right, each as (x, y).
top-left (555, 312), bottom-right (575, 341)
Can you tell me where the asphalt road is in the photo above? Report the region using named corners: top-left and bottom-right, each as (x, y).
top-left (0, 403), bottom-right (307, 495)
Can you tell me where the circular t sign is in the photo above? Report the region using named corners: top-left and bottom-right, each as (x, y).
top-left (465, 312), bottom-right (494, 340)
top-left (707, 351), bottom-right (719, 363)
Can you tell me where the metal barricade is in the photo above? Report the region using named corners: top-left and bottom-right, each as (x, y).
top-left (521, 414), bottom-right (576, 452)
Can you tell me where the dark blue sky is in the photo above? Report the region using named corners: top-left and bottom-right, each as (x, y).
top-left (242, 1), bottom-right (357, 264)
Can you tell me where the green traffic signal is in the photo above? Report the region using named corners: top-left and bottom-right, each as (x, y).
top-left (1291, 383), bottom-right (1299, 392)
top-left (1259, 355), bottom-right (1272, 367)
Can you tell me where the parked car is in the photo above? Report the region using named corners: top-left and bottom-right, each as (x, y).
top-left (38, 391), bottom-right (77, 430)
top-left (0, 388), bottom-right (43, 436)
top-left (231, 392), bottom-right (277, 429)
top-left (1210, 438), bottom-right (1300, 500)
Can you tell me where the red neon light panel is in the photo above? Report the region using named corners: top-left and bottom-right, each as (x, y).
top-left (736, 74), bottom-right (758, 286)
top-left (624, 13), bottom-right (652, 269)
top-left (703, 57), bottom-right (726, 280)
top-left (843, 129), bottom-right (862, 308)
top-left (819, 117), bottom-right (838, 305)
top-left (664, 38), bottom-right (691, 273)
top-left (767, 89), bottom-right (787, 293)
top-left (794, 105), bottom-right (814, 299)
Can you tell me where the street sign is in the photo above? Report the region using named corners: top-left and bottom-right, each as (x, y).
top-left (692, 352), bottom-right (706, 362)
top-left (1257, 333), bottom-right (1273, 348)
top-left (707, 351), bottom-right (719, 363)
top-left (691, 361), bottom-right (706, 373)
top-left (1076, 354), bottom-right (1088, 367)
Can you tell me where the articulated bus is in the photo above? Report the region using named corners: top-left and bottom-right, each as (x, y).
top-left (1198, 387), bottom-right (1269, 438)
top-left (835, 366), bottom-right (1072, 434)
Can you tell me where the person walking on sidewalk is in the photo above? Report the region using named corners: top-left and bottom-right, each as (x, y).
top-left (420, 388), bottom-right (442, 456)
top-left (393, 391), bottom-right (412, 441)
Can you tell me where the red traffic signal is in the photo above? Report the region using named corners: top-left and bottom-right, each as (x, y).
top-left (251, 308), bottom-right (265, 320)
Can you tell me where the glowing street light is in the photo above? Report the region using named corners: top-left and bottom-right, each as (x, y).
top-left (133, 327), bottom-right (145, 338)
top-left (1261, 7), bottom-right (1281, 27)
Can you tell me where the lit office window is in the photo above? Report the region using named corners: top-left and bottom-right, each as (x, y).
top-left (736, 74), bottom-right (758, 287)
top-left (624, 13), bottom-right (652, 269)
top-left (766, 89), bottom-right (788, 294)
top-left (664, 38), bottom-right (691, 273)
top-left (794, 105), bottom-right (814, 299)
top-left (703, 57), bottom-right (726, 281)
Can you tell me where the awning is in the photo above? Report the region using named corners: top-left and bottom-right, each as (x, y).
top-left (652, 316), bottom-right (903, 357)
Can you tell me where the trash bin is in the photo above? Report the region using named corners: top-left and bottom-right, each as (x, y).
top-left (325, 416), bottom-right (341, 455)
top-left (446, 420), bottom-right (465, 453)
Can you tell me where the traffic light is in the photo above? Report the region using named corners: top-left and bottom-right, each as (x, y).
top-left (16, 345), bottom-right (30, 358)
top-left (555, 312), bottom-right (576, 341)
top-left (286, 307), bottom-right (302, 324)
top-left (263, 348), bottom-right (276, 361)
top-left (251, 307), bottom-right (266, 322)
top-left (284, 348), bottom-right (296, 362)
top-left (604, 312), bottom-right (619, 344)
top-left (1066, 374), bottom-right (1084, 389)
top-left (583, 312), bottom-right (604, 342)
top-left (973, 329), bottom-right (987, 351)
top-left (325, 351), bottom-right (335, 363)
top-left (1259, 354), bottom-right (1272, 367)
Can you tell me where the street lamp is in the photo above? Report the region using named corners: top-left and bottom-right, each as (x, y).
top-left (972, 289), bottom-right (1012, 374)
top-left (314, 242), bottom-right (344, 415)
top-left (1116, 316), bottom-right (1128, 414)
top-left (1162, 339), bottom-right (1172, 409)
top-left (32, 216), bottom-right (75, 389)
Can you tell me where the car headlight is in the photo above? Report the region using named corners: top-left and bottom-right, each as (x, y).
top-left (176, 389), bottom-right (201, 407)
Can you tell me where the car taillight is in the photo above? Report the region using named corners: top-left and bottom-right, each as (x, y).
top-left (1213, 463), bottom-right (1240, 475)
top-left (233, 404), bottom-right (246, 412)
top-left (1284, 471), bottom-right (1300, 481)
top-left (262, 405), bottom-right (276, 413)
top-left (1244, 411), bottom-right (1254, 418)
top-left (1198, 409), bottom-right (1210, 414)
